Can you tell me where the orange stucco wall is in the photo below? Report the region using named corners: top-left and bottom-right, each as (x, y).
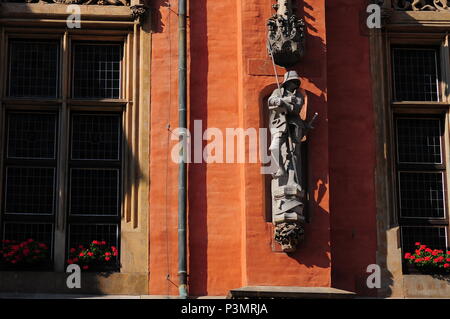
top-left (148, 0), bottom-right (376, 296)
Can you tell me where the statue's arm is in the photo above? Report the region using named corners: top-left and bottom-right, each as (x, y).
top-left (268, 90), bottom-right (293, 112)
top-left (268, 90), bottom-right (282, 110)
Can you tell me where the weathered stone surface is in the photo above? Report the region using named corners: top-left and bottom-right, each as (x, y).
top-left (0, 271), bottom-right (148, 295)
top-left (267, 0), bottom-right (306, 67)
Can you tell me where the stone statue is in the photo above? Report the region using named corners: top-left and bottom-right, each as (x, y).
top-left (267, 0), bottom-right (306, 67)
top-left (268, 70), bottom-right (313, 253)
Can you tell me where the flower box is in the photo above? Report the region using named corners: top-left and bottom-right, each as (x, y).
top-left (404, 242), bottom-right (450, 276)
top-left (67, 240), bottom-right (119, 272)
top-left (0, 239), bottom-right (51, 271)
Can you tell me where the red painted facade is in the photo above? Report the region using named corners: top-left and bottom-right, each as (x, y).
top-left (148, 0), bottom-right (377, 296)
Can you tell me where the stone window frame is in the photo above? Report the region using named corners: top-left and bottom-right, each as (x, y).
top-left (0, 2), bottom-right (149, 283)
top-left (372, 2), bottom-right (450, 296)
top-left (379, 31), bottom-right (450, 268)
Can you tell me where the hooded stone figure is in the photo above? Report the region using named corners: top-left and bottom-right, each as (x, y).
top-left (267, 70), bottom-right (307, 252)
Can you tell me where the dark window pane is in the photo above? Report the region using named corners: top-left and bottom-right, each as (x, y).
top-left (393, 48), bottom-right (439, 101)
top-left (70, 169), bottom-right (119, 216)
top-left (9, 41), bottom-right (59, 98)
top-left (401, 226), bottom-right (447, 254)
top-left (7, 113), bottom-right (57, 159)
top-left (71, 114), bottom-right (120, 160)
top-left (73, 44), bottom-right (122, 99)
top-left (399, 172), bottom-right (445, 218)
top-left (396, 118), bottom-right (442, 164)
top-left (5, 167), bottom-right (55, 215)
top-left (68, 224), bottom-right (118, 250)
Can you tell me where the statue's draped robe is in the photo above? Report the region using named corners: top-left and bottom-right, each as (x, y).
top-left (268, 87), bottom-right (306, 251)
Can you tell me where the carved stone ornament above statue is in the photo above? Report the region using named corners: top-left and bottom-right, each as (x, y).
top-left (3, 0), bottom-right (129, 5)
top-left (267, 0), bottom-right (306, 68)
top-left (393, 0), bottom-right (450, 11)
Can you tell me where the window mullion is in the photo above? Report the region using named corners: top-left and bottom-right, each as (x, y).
top-left (0, 27), bottom-right (5, 99)
top-left (444, 112), bottom-right (450, 249)
top-left (440, 34), bottom-right (450, 103)
top-left (54, 32), bottom-right (69, 272)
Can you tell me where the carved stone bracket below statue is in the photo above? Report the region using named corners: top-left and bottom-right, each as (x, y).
top-left (274, 222), bottom-right (305, 253)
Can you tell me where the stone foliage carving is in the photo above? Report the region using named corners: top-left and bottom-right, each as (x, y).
top-left (393, 0), bottom-right (450, 10)
top-left (3, 0), bottom-right (129, 5)
top-left (131, 4), bottom-right (149, 23)
top-left (274, 222), bottom-right (304, 252)
top-left (267, 0), bottom-right (305, 68)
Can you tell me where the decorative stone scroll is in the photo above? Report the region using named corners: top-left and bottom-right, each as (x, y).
top-left (392, 0), bottom-right (450, 11)
top-left (131, 4), bottom-right (149, 23)
top-left (267, 0), bottom-right (305, 68)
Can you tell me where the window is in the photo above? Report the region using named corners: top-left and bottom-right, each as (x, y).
top-left (68, 113), bottom-right (122, 253)
top-left (0, 37), bottom-right (125, 271)
top-left (8, 40), bottom-right (59, 98)
top-left (391, 47), bottom-right (450, 259)
top-left (392, 48), bottom-right (440, 102)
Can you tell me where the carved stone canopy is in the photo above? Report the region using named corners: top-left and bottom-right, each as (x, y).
top-left (267, 0), bottom-right (306, 68)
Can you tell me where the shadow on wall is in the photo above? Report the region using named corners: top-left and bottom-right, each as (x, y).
top-left (378, 226), bottom-right (394, 297)
top-left (320, 0), bottom-right (391, 296)
top-left (150, 0), bottom-right (170, 33)
top-left (187, 0), bottom-right (209, 297)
